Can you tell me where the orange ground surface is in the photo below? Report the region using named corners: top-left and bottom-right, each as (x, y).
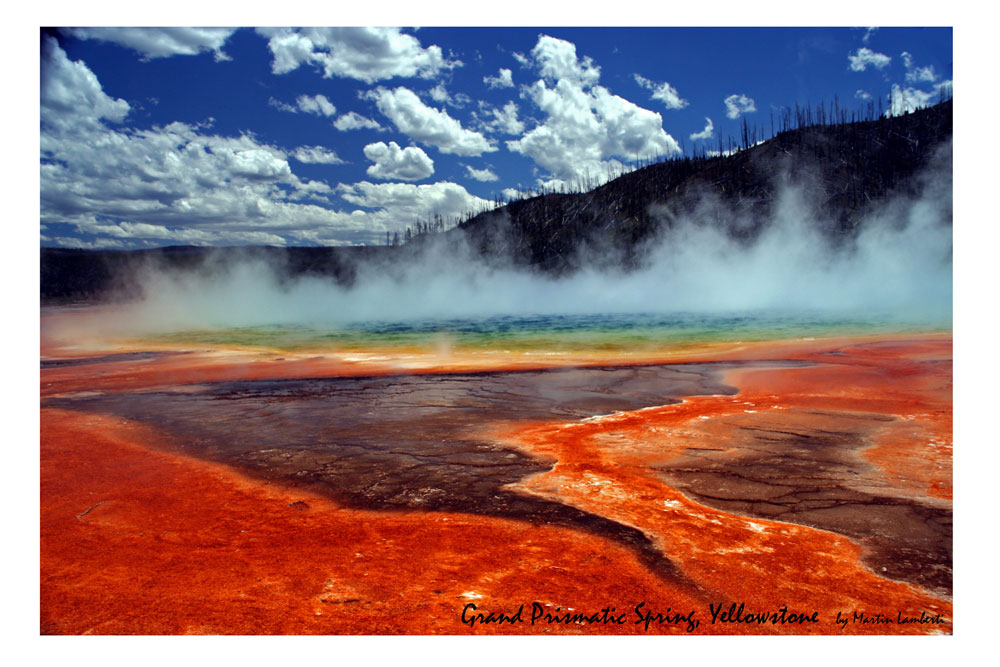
top-left (40, 318), bottom-right (952, 635)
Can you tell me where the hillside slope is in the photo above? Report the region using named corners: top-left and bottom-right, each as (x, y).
top-left (453, 100), bottom-right (952, 274)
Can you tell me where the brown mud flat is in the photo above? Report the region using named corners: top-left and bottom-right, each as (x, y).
top-left (40, 328), bottom-right (952, 635)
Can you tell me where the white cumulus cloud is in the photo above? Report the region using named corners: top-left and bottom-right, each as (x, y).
top-left (476, 101), bottom-right (525, 136)
top-left (429, 83), bottom-right (451, 103)
top-left (268, 97), bottom-right (297, 113)
top-left (296, 94), bottom-right (337, 116)
top-left (39, 37), bottom-right (450, 246)
top-left (724, 94), bottom-right (757, 119)
top-left (334, 111), bottom-right (384, 131)
top-left (848, 47), bottom-right (891, 72)
top-left (902, 52), bottom-right (939, 83)
top-left (270, 94), bottom-right (338, 117)
top-left (428, 83), bottom-right (471, 108)
top-left (365, 86), bottom-right (495, 156)
top-left (61, 27), bottom-right (237, 61)
top-left (337, 181), bottom-right (492, 224)
top-left (363, 142), bottom-right (434, 181)
top-left (690, 117), bottom-right (714, 141)
top-left (465, 165), bottom-right (498, 182)
top-left (634, 74), bottom-right (688, 110)
top-left (292, 146), bottom-right (346, 164)
top-left (507, 35), bottom-right (680, 190)
top-left (531, 34), bottom-right (601, 86)
top-left (484, 68), bottom-right (514, 89)
top-left (256, 27), bottom-right (459, 83)
top-left (41, 36), bottom-right (131, 133)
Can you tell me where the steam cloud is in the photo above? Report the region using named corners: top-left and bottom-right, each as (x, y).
top-left (100, 146), bottom-right (953, 335)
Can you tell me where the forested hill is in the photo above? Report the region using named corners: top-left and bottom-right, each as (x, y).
top-left (451, 99), bottom-right (953, 274)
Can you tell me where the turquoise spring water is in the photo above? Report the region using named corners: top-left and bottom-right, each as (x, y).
top-left (141, 311), bottom-right (951, 353)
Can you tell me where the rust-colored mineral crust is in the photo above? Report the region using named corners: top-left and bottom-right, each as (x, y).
top-left (40, 318), bottom-right (952, 635)
top-left (42, 409), bottom-right (712, 635)
top-left (490, 339), bottom-right (952, 626)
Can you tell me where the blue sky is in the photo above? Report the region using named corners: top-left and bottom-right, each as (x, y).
top-left (39, 26), bottom-right (953, 248)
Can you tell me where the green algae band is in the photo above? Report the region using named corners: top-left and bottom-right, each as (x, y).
top-left (138, 311), bottom-right (949, 355)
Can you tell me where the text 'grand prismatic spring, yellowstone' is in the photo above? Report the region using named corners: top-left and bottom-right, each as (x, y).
top-left (39, 26), bottom-right (954, 637)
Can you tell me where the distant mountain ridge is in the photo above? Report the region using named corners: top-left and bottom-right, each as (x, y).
top-left (41, 100), bottom-right (952, 304)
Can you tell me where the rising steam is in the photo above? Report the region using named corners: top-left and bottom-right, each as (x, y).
top-left (96, 145), bottom-right (953, 336)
